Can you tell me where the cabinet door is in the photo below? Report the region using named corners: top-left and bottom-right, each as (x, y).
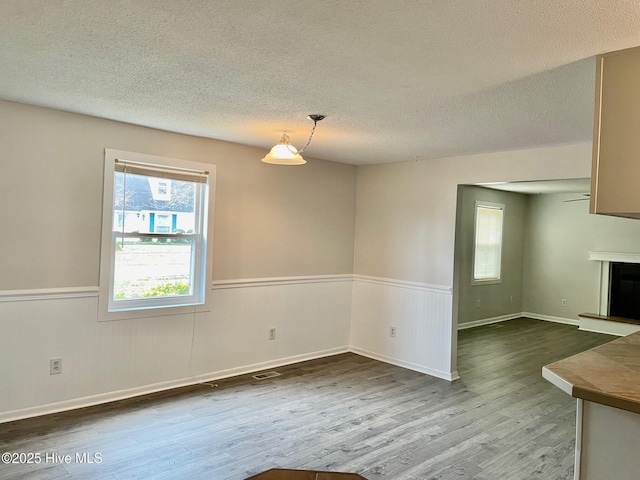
top-left (591, 46), bottom-right (640, 219)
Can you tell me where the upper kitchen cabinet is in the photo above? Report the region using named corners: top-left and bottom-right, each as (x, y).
top-left (591, 46), bottom-right (640, 219)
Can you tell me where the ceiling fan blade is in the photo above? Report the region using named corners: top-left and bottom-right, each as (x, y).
top-left (563, 193), bottom-right (590, 203)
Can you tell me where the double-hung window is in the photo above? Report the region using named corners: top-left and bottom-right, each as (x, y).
top-left (99, 149), bottom-right (215, 318)
top-left (472, 201), bottom-right (504, 284)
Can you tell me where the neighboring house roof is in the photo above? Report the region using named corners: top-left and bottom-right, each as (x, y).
top-left (114, 173), bottom-right (194, 213)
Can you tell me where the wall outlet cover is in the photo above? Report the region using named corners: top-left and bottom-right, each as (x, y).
top-left (50, 358), bottom-right (62, 375)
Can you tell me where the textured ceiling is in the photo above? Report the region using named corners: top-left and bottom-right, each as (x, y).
top-left (1, 1), bottom-right (640, 165)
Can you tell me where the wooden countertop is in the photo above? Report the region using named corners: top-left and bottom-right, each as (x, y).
top-left (543, 330), bottom-right (640, 414)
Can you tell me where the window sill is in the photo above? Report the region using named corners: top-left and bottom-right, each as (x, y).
top-left (471, 278), bottom-right (502, 286)
top-left (97, 299), bottom-right (211, 322)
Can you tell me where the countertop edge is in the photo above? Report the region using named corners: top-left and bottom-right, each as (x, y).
top-left (543, 330), bottom-right (640, 415)
top-left (573, 386), bottom-right (640, 415)
top-left (541, 366), bottom-right (573, 396)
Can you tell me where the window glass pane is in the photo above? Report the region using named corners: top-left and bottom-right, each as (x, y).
top-left (113, 237), bottom-right (194, 300)
top-left (474, 205), bottom-right (503, 281)
top-left (102, 150), bottom-right (212, 316)
top-left (113, 172), bottom-right (196, 234)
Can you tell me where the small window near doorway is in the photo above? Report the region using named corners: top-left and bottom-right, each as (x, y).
top-left (473, 201), bottom-right (504, 284)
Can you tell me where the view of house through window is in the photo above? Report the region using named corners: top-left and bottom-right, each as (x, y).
top-left (473, 202), bottom-right (504, 284)
top-left (104, 153), bottom-right (210, 313)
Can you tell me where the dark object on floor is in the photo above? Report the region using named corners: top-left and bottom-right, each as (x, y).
top-left (246, 468), bottom-right (367, 479)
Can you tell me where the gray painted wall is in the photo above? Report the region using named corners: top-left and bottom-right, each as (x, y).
top-left (456, 189), bottom-right (640, 325)
top-left (523, 193), bottom-right (640, 320)
top-left (456, 186), bottom-right (526, 325)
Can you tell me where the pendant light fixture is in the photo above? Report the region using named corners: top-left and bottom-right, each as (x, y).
top-left (261, 114), bottom-right (325, 165)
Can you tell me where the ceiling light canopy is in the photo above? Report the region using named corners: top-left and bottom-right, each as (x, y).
top-left (262, 115), bottom-right (325, 165)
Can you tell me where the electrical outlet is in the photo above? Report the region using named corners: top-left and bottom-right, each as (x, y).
top-left (477, 299), bottom-right (481, 308)
top-left (561, 299), bottom-right (567, 307)
top-left (510, 295), bottom-right (514, 303)
top-left (390, 326), bottom-right (397, 338)
top-left (50, 358), bottom-right (62, 375)
top-left (269, 327), bottom-right (276, 340)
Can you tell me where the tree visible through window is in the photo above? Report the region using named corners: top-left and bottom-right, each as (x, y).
top-left (473, 202), bottom-right (504, 284)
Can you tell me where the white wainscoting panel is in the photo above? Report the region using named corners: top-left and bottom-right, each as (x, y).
top-left (193, 277), bottom-right (353, 377)
top-left (0, 291), bottom-right (200, 422)
top-left (2, 275), bottom-right (463, 422)
top-left (350, 275), bottom-right (457, 381)
top-left (0, 277), bottom-right (353, 423)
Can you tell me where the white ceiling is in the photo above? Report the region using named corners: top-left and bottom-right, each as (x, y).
top-left (1, 1), bottom-right (640, 165)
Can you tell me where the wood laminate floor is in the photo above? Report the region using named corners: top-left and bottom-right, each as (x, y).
top-left (0, 319), bottom-right (613, 480)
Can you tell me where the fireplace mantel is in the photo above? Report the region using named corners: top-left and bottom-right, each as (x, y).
top-left (589, 251), bottom-right (640, 264)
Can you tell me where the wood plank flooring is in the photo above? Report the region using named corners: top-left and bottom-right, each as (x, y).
top-left (0, 319), bottom-right (613, 480)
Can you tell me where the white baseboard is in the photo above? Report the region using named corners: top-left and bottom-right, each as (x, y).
top-left (349, 346), bottom-right (459, 381)
top-left (1, 344), bottom-right (463, 424)
top-left (522, 312), bottom-right (579, 326)
top-left (457, 313), bottom-right (522, 330)
top-left (458, 312), bottom-right (579, 330)
top-left (0, 346), bottom-right (349, 424)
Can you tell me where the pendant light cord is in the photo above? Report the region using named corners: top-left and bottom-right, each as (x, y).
top-left (284, 114), bottom-right (325, 156)
top-left (297, 118), bottom-right (319, 154)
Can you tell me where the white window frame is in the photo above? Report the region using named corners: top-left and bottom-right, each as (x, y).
top-left (472, 201), bottom-right (504, 285)
top-left (98, 149), bottom-right (216, 321)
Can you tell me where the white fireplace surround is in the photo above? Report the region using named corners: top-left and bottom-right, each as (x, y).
top-left (582, 252), bottom-right (640, 336)
top-left (589, 251), bottom-right (640, 316)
